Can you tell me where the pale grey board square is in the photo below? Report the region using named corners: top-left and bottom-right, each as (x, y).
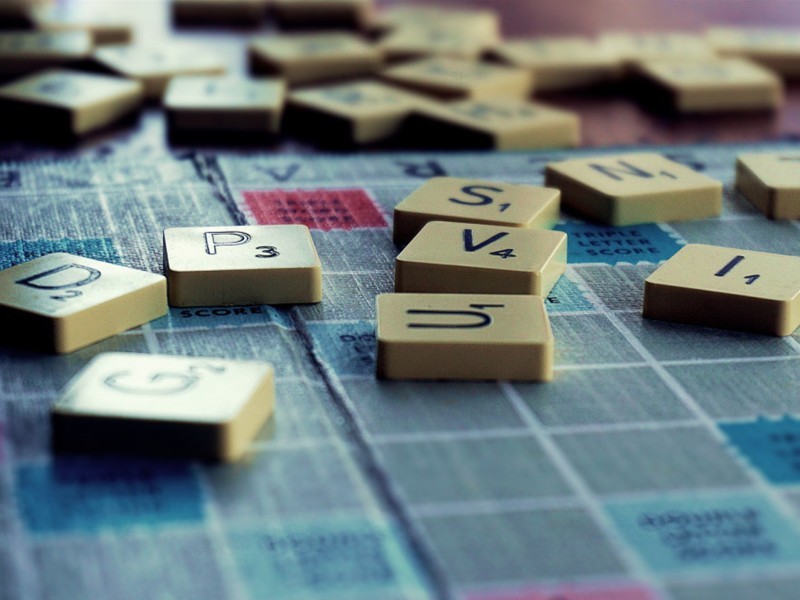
top-left (342, 379), bottom-right (524, 435)
top-left (514, 366), bottom-right (694, 427)
top-left (617, 311), bottom-right (798, 362)
top-left (573, 264), bottom-right (657, 311)
top-left (204, 446), bottom-right (370, 522)
top-left (31, 532), bottom-right (230, 600)
top-left (255, 380), bottom-right (339, 444)
top-left (295, 272), bottom-right (393, 322)
top-left (310, 229), bottom-right (396, 273)
top-left (154, 325), bottom-right (317, 379)
top-left (553, 427), bottom-right (752, 495)
top-left (0, 192), bottom-right (112, 241)
top-left (667, 359), bottom-right (800, 419)
top-left (419, 508), bottom-right (625, 584)
top-left (785, 491), bottom-right (800, 520)
top-left (670, 218), bottom-right (800, 256)
top-left (550, 314), bottom-right (643, 365)
top-left (669, 578), bottom-right (800, 600)
top-left (374, 436), bottom-right (572, 505)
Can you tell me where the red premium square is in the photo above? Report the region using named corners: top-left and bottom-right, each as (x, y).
top-left (242, 188), bottom-right (388, 231)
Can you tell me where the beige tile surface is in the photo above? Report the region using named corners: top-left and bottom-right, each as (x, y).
top-left (736, 152), bottom-right (800, 219)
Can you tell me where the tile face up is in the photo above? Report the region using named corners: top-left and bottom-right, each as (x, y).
top-left (544, 152), bottom-right (722, 226)
top-left (643, 244), bottom-right (800, 336)
top-left (94, 43), bottom-right (226, 99)
top-left (249, 33), bottom-right (382, 85)
top-left (376, 6), bottom-right (499, 40)
top-left (736, 152), bottom-right (800, 219)
top-left (600, 32), bottom-right (716, 67)
top-left (52, 352), bottom-right (275, 461)
top-left (406, 98), bottom-right (580, 151)
top-left (381, 57), bottom-right (533, 100)
top-left (0, 69), bottom-right (143, 136)
top-left (637, 58), bottom-right (783, 113)
top-left (163, 224), bottom-right (322, 307)
top-left (0, 253), bottom-right (167, 354)
top-left (164, 76), bottom-right (285, 134)
top-left (30, 6), bottom-right (134, 45)
top-left (376, 293), bottom-right (554, 381)
top-left (379, 25), bottom-right (494, 62)
top-left (393, 177), bottom-right (560, 247)
top-left (395, 221), bottom-right (567, 296)
top-left (271, 0), bottom-right (373, 30)
top-left (172, 0), bottom-right (267, 25)
top-left (707, 27), bottom-right (800, 76)
top-left (0, 30), bottom-right (92, 76)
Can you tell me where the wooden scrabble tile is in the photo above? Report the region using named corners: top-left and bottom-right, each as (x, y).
top-left (393, 177), bottom-right (560, 247)
top-left (643, 243), bottom-right (800, 336)
top-left (379, 25), bottom-right (495, 62)
top-left (164, 224), bottom-right (322, 306)
top-left (249, 32), bottom-right (382, 86)
top-left (404, 98), bottom-right (580, 151)
top-left (287, 80), bottom-right (422, 145)
top-left (376, 293), bottom-right (554, 381)
top-left (637, 58), bottom-right (783, 112)
top-left (0, 69), bottom-right (143, 136)
top-left (165, 76), bottom-right (285, 135)
top-left (489, 36), bottom-right (622, 92)
top-left (173, 0), bottom-right (267, 25)
top-left (707, 27), bottom-right (800, 76)
top-left (544, 152), bottom-right (722, 226)
top-left (94, 43), bottom-right (226, 99)
top-left (735, 152), bottom-right (800, 219)
top-left (52, 352), bottom-right (275, 461)
top-left (271, 0), bottom-right (374, 30)
top-left (396, 221), bottom-right (567, 296)
top-left (600, 32), bottom-right (716, 68)
top-left (380, 57), bottom-right (533, 100)
top-left (29, 6), bottom-right (133, 45)
top-left (0, 253), bottom-right (167, 354)
top-left (0, 30), bottom-right (92, 77)
top-left (375, 6), bottom-right (499, 41)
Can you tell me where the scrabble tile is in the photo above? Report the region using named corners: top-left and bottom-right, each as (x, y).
top-left (94, 43), bottom-right (226, 100)
top-left (165, 76), bottom-right (285, 135)
top-left (707, 27), bottom-right (800, 76)
top-left (380, 57), bottom-right (533, 100)
top-left (52, 352), bottom-right (275, 461)
top-left (393, 177), bottom-right (560, 247)
top-left (379, 25), bottom-right (495, 62)
top-left (735, 152), bottom-right (800, 219)
top-left (403, 98), bottom-right (580, 151)
top-left (600, 32), bottom-right (716, 68)
top-left (376, 293), bottom-right (554, 381)
top-left (0, 30), bottom-right (92, 77)
top-left (489, 37), bottom-right (622, 92)
top-left (30, 6), bottom-right (133, 45)
top-left (643, 244), bottom-right (800, 336)
top-left (395, 221), bottom-right (567, 296)
top-left (271, 0), bottom-right (374, 30)
top-left (544, 152), bottom-right (722, 226)
top-left (173, 0), bottom-right (267, 25)
top-left (375, 6), bottom-right (499, 41)
top-left (636, 58), bottom-right (783, 112)
top-left (286, 80), bottom-right (422, 145)
top-left (0, 253), bottom-right (166, 354)
top-left (0, 69), bottom-right (143, 136)
top-left (163, 224), bottom-right (322, 306)
top-left (249, 32), bottom-right (382, 86)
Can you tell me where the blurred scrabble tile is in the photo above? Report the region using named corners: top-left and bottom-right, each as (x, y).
top-left (545, 152), bottom-right (722, 226)
top-left (271, 0), bottom-right (373, 30)
top-left (173, 0), bottom-right (267, 25)
top-left (0, 69), bottom-right (143, 136)
top-left (375, 5), bottom-right (499, 40)
top-left (249, 32), bottom-right (382, 85)
top-left (0, 30), bottom-right (92, 77)
top-left (643, 243), bottom-right (800, 336)
top-left (94, 43), bottom-right (226, 99)
top-left (164, 224), bottom-right (322, 306)
top-left (287, 80), bottom-right (422, 144)
top-left (404, 98), bottom-right (580, 151)
top-left (381, 57), bottom-right (533, 100)
top-left (600, 32), bottom-right (716, 68)
top-left (637, 58), bottom-right (782, 112)
top-left (393, 177), bottom-right (560, 247)
top-left (165, 76), bottom-right (285, 136)
top-left (489, 36), bottom-right (622, 92)
top-left (736, 152), bottom-right (800, 219)
top-left (0, 253), bottom-right (166, 354)
top-left (29, 6), bottom-right (132, 45)
top-left (376, 293), bottom-right (554, 381)
top-left (396, 221), bottom-right (567, 296)
top-left (707, 27), bottom-right (800, 76)
top-left (379, 25), bottom-right (495, 62)
top-left (52, 352), bottom-right (275, 461)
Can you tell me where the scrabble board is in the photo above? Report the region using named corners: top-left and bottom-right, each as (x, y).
top-left (3, 140), bottom-right (800, 600)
